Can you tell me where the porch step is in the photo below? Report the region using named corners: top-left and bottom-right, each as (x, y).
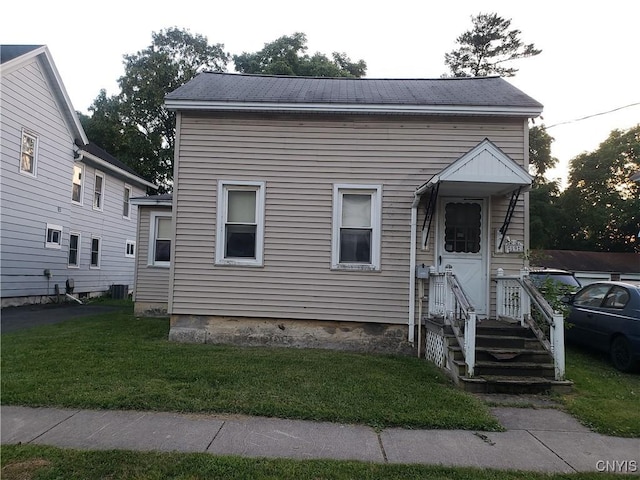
top-left (453, 359), bottom-right (555, 378)
top-left (449, 346), bottom-right (552, 364)
top-left (476, 335), bottom-right (544, 350)
top-left (459, 375), bottom-right (573, 395)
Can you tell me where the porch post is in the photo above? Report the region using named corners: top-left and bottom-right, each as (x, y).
top-left (552, 312), bottom-right (566, 380)
top-left (408, 205), bottom-right (417, 343)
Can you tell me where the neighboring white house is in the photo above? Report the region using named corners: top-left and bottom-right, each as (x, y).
top-left (1, 45), bottom-right (156, 306)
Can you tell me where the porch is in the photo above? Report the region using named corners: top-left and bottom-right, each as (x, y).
top-left (419, 266), bottom-right (573, 394)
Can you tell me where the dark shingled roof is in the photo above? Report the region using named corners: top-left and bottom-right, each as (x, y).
top-left (165, 72), bottom-right (543, 110)
top-left (533, 250), bottom-right (640, 274)
top-left (75, 140), bottom-right (152, 184)
top-left (0, 45), bottom-right (42, 64)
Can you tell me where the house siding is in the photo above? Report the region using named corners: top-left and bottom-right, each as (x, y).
top-left (133, 206), bottom-right (171, 313)
top-left (1, 51), bottom-right (144, 304)
top-left (171, 113), bottom-right (527, 324)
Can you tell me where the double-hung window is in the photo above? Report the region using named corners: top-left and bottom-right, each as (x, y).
top-left (90, 236), bottom-right (101, 268)
top-left (20, 130), bottom-right (38, 176)
top-left (72, 164), bottom-right (83, 204)
top-left (125, 239), bottom-right (136, 258)
top-left (93, 172), bottom-right (104, 211)
top-left (215, 181), bottom-right (265, 266)
top-left (68, 233), bottom-right (80, 267)
top-left (123, 185), bottom-right (132, 218)
top-left (332, 184), bottom-right (382, 270)
top-left (149, 213), bottom-right (171, 267)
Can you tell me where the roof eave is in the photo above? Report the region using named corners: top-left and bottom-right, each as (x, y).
top-left (164, 100), bottom-right (543, 117)
top-left (78, 149), bottom-right (158, 190)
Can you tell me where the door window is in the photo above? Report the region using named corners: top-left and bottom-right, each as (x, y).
top-left (444, 202), bottom-right (481, 253)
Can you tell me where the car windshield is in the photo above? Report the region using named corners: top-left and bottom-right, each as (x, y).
top-left (530, 273), bottom-right (581, 288)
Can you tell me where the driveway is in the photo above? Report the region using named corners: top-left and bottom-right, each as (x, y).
top-left (1, 303), bottom-right (125, 333)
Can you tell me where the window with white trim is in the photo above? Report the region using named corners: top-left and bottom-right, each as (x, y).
top-left (123, 185), bottom-right (132, 218)
top-left (90, 236), bottom-right (101, 268)
top-left (332, 184), bottom-right (382, 270)
top-left (215, 181), bottom-right (265, 266)
top-left (125, 239), bottom-right (136, 258)
top-left (149, 213), bottom-right (171, 267)
top-left (68, 233), bottom-right (80, 267)
top-left (20, 130), bottom-right (38, 176)
top-left (72, 164), bottom-right (83, 204)
top-left (45, 224), bottom-right (63, 249)
top-left (93, 172), bottom-right (104, 210)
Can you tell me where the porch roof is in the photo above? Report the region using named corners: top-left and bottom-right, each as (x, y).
top-left (413, 138), bottom-right (532, 202)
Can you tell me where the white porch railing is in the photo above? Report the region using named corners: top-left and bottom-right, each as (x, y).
top-left (495, 268), bottom-right (566, 381)
top-left (427, 265), bottom-right (477, 377)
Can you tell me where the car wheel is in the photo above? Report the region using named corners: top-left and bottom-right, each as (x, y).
top-left (610, 336), bottom-right (636, 372)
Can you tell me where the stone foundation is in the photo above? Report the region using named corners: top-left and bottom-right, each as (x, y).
top-left (134, 302), bottom-right (169, 317)
top-left (169, 315), bottom-right (416, 355)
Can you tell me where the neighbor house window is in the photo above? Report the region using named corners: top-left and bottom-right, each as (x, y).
top-left (72, 164), bottom-right (83, 204)
top-left (20, 130), bottom-right (38, 176)
top-left (93, 172), bottom-right (104, 210)
top-left (68, 233), bottom-right (80, 267)
top-left (123, 185), bottom-right (132, 218)
top-left (215, 180), bottom-right (265, 266)
top-left (332, 184), bottom-right (382, 270)
top-left (90, 237), bottom-right (101, 268)
top-left (149, 213), bottom-right (171, 267)
top-left (45, 224), bottom-right (63, 249)
top-left (125, 239), bottom-right (136, 258)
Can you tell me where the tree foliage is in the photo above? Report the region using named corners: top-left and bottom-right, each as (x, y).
top-left (444, 13), bottom-right (541, 77)
top-left (558, 125), bottom-right (640, 252)
top-left (82, 27), bottom-right (230, 191)
top-left (233, 32), bottom-right (366, 77)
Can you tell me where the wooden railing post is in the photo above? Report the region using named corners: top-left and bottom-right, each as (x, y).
top-left (496, 268), bottom-right (504, 319)
top-left (465, 310), bottom-right (476, 377)
top-left (519, 268), bottom-right (531, 327)
top-left (552, 312), bottom-right (566, 380)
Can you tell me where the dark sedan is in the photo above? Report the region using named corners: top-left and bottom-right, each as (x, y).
top-left (564, 281), bottom-right (640, 372)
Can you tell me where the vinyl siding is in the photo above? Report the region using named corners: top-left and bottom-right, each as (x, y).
top-left (1, 54), bottom-right (142, 300)
top-left (171, 113), bottom-right (528, 323)
top-left (133, 206), bottom-right (171, 303)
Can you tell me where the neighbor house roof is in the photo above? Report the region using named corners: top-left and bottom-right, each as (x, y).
top-left (533, 250), bottom-right (640, 274)
top-left (165, 72), bottom-right (543, 117)
top-left (74, 140), bottom-right (157, 190)
top-left (1, 44), bottom-right (87, 144)
top-left (130, 193), bottom-right (173, 206)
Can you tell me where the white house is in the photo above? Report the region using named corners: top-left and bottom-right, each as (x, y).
top-left (1, 45), bottom-right (156, 306)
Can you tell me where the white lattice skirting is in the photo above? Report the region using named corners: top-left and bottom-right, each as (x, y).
top-left (425, 330), bottom-right (446, 368)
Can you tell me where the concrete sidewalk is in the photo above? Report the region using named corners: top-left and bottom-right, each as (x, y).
top-left (2, 406), bottom-right (638, 474)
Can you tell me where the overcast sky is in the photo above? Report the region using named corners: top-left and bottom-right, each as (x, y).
top-left (3, 0), bottom-right (638, 187)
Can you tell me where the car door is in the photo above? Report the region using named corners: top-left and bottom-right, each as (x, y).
top-left (567, 283), bottom-right (613, 350)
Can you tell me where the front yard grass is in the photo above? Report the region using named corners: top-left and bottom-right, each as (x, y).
top-left (561, 345), bottom-right (640, 437)
top-left (0, 444), bottom-right (628, 480)
top-left (0, 307), bottom-right (498, 431)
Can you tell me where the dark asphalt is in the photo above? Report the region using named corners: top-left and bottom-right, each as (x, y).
top-left (1, 303), bottom-right (125, 333)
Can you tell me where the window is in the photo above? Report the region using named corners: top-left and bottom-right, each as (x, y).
top-left (574, 284), bottom-right (612, 308)
top-left (444, 202), bottom-right (481, 253)
top-left (45, 224), bottom-right (63, 249)
top-left (332, 184), bottom-right (382, 270)
top-left (68, 233), bottom-right (80, 267)
top-left (90, 237), bottom-right (101, 268)
top-left (72, 164), bottom-right (83, 204)
top-left (123, 185), bottom-right (132, 218)
top-left (125, 240), bottom-right (136, 258)
top-left (93, 172), bottom-right (104, 210)
top-left (215, 181), bottom-right (265, 266)
top-left (149, 213), bottom-right (171, 267)
top-left (20, 130), bottom-right (38, 176)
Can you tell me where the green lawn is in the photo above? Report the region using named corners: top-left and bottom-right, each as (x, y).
top-left (0, 305), bottom-right (498, 431)
top-left (1, 445), bottom-right (629, 480)
top-left (561, 345), bottom-right (640, 437)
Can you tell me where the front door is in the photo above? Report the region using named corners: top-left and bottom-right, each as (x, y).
top-left (437, 197), bottom-right (488, 316)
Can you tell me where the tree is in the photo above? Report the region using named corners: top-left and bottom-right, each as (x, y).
top-left (233, 32), bottom-right (366, 77)
top-left (83, 27), bottom-right (230, 191)
top-left (444, 13), bottom-right (541, 78)
top-left (558, 125), bottom-right (640, 252)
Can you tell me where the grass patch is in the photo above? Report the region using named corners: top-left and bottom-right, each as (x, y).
top-left (561, 346), bottom-right (640, 437)
top-left (1, 308), bottom-right (498, 431)
top-left (1, 444), bottom-right (628, 480)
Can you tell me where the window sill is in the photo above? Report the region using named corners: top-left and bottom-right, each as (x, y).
top-left (331, 264), bottom-right (380, 272)
top-left (215, 259), bottom-right (263, 268)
